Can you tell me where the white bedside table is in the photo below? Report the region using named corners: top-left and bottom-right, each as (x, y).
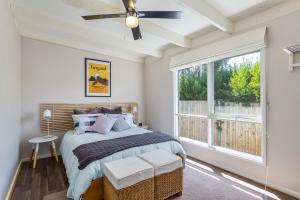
top-left (28, 135), bottom-right (58, 168)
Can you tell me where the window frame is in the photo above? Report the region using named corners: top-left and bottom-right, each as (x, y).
top-left (173, 48), bottom-right (267, 165)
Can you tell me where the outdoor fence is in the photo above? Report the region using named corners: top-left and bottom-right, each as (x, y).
top-left (179, 101), bottom-right (262, 156)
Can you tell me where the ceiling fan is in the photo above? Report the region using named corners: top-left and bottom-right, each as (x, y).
top-left (81, 0), bottom-right (182, 40)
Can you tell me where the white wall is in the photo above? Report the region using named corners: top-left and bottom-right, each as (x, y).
top-left (0, 1), bottom-right (22, 199)
top-left (21, 38), bottom-right (145, 158)
top-left (265, 11), bottom-right (300, 195)
top-left (145, 11), bottom-right (300, 198)
top-left (145, 56), bottom-right (174, 135)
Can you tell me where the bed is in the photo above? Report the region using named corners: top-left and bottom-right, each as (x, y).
top-left (40, 103), bottom-right (186, 200)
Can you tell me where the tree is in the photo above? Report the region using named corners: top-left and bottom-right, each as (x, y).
top-left (178, 59), bottom-right (260, 104)
top-left (214, 59), bottom-right (234, 104)
top-left (229, 61), bottom-right (260, 104)
top-left (179, 65), bottom-right (207, 100)
top-left (249, 61), bottom-right (260, 102)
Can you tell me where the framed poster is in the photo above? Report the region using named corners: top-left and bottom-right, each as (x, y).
top-left (85, 58), bottom-right (111, 97)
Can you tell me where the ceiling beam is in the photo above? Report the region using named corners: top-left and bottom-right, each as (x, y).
top-left (141, 20), bottom-right (191, 48)
top-left (64, 0), bottom-right (191, 48)
top-left (179, 0), bottom-right (233, 33)
top-left (19, 27), bottom-right (145, 63)
top-left (146, 0), bottom-right (295, 64)
top-left (14, 6), bottom-right (162, 58)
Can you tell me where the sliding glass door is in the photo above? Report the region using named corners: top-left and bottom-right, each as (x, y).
top-left (212, 52), bottom-right (262, 156)
top-left (177, 64), bottom-right (208, 143)
top-left (176, 51), bottom-right (264, 159)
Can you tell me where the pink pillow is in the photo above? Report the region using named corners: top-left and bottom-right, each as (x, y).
top-left (89, 115), bottom-right (116, 134)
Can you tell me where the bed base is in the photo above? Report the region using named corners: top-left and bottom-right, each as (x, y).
top-left (82, 178), bottom-right (104, 200)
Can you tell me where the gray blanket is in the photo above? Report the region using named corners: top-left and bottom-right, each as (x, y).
top-left (73, 131), bottom-right (180, 170)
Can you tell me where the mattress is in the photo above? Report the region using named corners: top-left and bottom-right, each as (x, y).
top-left (59, 127), bottom-right (186, 200)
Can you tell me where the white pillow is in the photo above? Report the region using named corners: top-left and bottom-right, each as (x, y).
top-left (106, 113), bottom-right (137, 128)
top-left (89, 115), bottom-right (116, 134)
top-left (72, 114), bottom-right (104, 135)
top-left (112, 118), bottom-right (131, 132)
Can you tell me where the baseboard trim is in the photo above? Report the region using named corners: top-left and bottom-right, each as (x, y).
top-left (5, 153), bottom-right (62, 200)
top-left (5, 160), bottom-right (22, 200)
top-left (221, 163), bottom-right (300, 199)
top-left (267, 183), bottom-right (300, 199)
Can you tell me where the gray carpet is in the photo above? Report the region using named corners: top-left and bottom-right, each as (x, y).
top-left (171, 163), bottom-right (264, 200)
top-left (43, 159), bottom-right (287, 200)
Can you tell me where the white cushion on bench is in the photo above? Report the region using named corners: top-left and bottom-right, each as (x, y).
top-left (103, 156), bottom-right (154, 190)
top-left (139, 150), bottom-right (182, 176)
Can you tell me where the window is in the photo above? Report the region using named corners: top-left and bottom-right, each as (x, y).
top-left (178, 64), bottom-right (208, 143)
top-left (175, 51), bottom-right (264, 160)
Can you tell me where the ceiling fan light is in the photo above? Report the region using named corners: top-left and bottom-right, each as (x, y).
top-left (125, 16), bottom-right (139, 28)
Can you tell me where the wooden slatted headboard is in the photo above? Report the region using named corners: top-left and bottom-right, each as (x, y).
top-left (40, 102), bottom-right (138, 133)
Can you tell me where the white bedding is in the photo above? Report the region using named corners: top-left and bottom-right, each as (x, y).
top-left (59, 127), bottom-right (186, 200)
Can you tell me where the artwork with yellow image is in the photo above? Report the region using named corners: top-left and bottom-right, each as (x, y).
top-left (85, 58), bottom-right (111, 97)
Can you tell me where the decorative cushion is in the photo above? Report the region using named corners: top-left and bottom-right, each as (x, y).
top-left (112, 118), bottom-right (131, 131)
top-left (89, 115), bottom-right (116, 134)
top-left (103, 156), bottom-right (154, 190)
top-left (139, 150), bottom-right (182, 176)
top-left (73, 108), bottom-right (98, 115)
top-left (101, 106), bottom-right (122, 114)
top-left (107, 113), bottom-right (137, 127)
top-left (72, 114), bottom-right (104, 134)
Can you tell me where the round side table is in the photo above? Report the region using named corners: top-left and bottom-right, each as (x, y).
top-left (28, 135), bottom-right (58, 168)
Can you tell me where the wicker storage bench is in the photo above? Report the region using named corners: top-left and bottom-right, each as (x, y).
top-left (139, 150), bottom-right (183, 200)
top-left (103, 156), bottom-right (154, 200)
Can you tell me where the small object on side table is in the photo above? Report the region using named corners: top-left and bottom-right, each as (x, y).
top-left (139, 124), bottom-right (149, 129)
top-left (139, 123), bottom-right (149, 130)
top-left (28, 135), bottom-right (58, 169)
top-left (43, 109), bottom-right (52, 138)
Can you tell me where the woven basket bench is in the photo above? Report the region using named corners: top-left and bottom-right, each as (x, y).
top-left (139, 150), bottom-right (183, 200)
top-left (103, 156), bottom-right (154, 200)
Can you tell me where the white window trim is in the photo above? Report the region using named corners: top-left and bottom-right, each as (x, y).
top-left (173, 48), bottom-right (267, 166)
top-left (173, 71), bottom-right (179, 137)
top-left (261, 48), bottom-right (267, 166)
top-left (207, 62), bottom-right (214, 148)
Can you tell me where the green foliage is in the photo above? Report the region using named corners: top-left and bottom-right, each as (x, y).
top-left (214, 59), bottom-right (234, 103)
top-left (229, 61), bottom-right (260, 104)
top-left (215, 120), bottom-right (224, 131)
top-left (249, 62), bottom-right (261, 101)
top-left (179, 66), bottom-right (207, 101)
top-left (179, 58), bottom-right (261, 104)
top-left (229, 63), bottom-right (253, 103)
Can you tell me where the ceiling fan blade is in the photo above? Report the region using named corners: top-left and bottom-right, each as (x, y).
top-left (131, 25), bottom-right (142, 40)
top-left (82, 13), bottom-right (126, 20)
top-left (122, 0), bottom-right (135, 11)
top-left (138, 11), bottom-right (182, 19)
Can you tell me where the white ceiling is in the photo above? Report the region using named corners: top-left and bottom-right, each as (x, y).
top-left (208, 0), bottom-right (268, 17)
top-left (136, 0), bottom-right (211, 36)
top-left (13, 0), bottom-right (286, 62)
